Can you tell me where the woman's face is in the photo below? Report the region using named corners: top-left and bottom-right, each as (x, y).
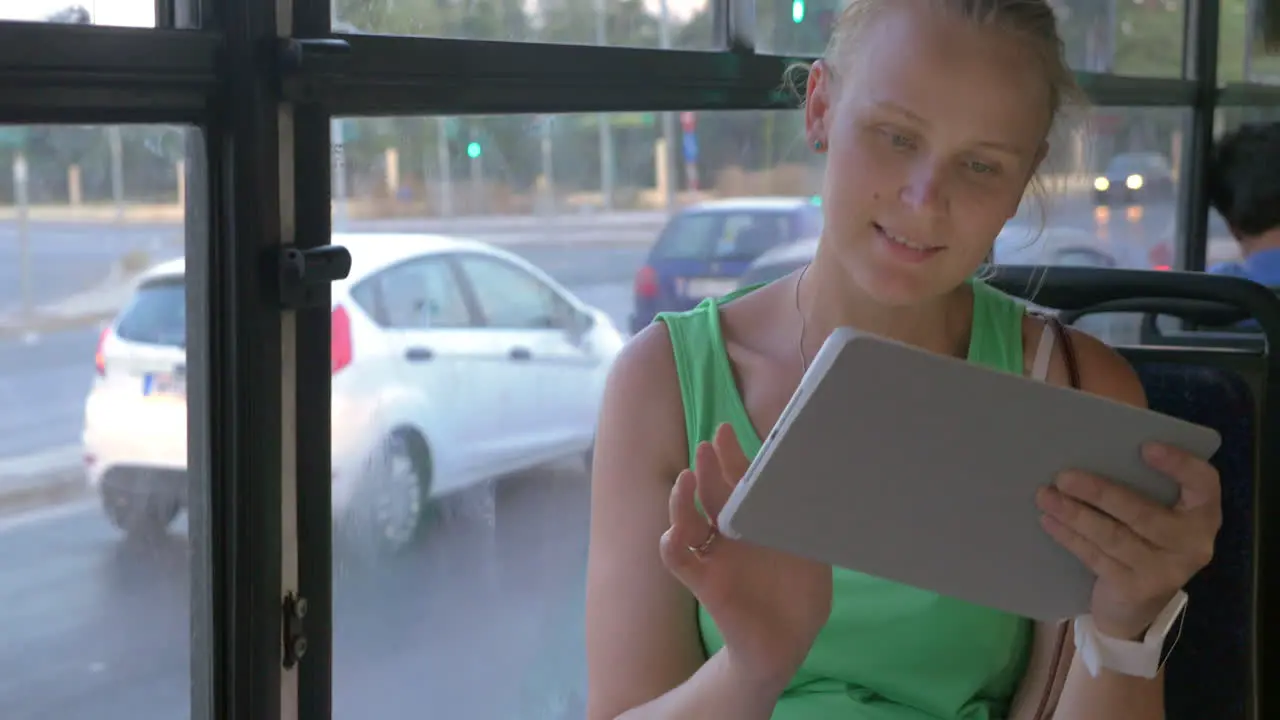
top-left (806, 0), bottom-right (1053, 306)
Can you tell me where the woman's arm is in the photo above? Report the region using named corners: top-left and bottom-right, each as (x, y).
top-left (584, 324), bottom-right (782, 720)
top-left (1054, 651), bottom-right (1163, 720)
top-left (1032, 324), bottom-right (1165, 720)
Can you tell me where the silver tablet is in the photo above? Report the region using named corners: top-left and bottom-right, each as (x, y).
top-left (716, 327), bottom-right (1222, 622)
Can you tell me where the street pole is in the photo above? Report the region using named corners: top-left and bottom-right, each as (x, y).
top-left (107, 125), bottom-right (125, 223)
top-left (470, 134), bottom-right (484, 214)
top-left (14, 154), bottom-right (30, 320)
top-left (595, 0), bottom-right (615, 211)
top-left (659, 0), bottom-right (676, 213)
top-left (1245, 0), bottom-right (1257, 82)
top-left (330, 1), bottom-right (348, 227)
top-left (540, 116), bottom-right (555, 215)
top-left (1104, 0), bottom-right (1117, 74)
top-left (332, 119), bottom-right (347, 228)
top-left (436, 118), bottom-right (454, 217)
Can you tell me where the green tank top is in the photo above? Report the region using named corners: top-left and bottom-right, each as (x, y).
top-left (655, 278), bottom-right (1033, 720)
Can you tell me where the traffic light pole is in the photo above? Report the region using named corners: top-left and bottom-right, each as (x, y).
top-left (596, 0), bottom-right (615, 211)
top-left (470, 136), bottom-right (484, 213)
top-left (659, 0), bottom-right (677, 213)
top-left (436, 117), bottom-right (453, 217)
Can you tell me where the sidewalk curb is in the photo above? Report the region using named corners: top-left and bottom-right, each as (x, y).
top-left (0, 447), bottom-right (89, 517)
top-left (0, 310), bottom-right (114, 340)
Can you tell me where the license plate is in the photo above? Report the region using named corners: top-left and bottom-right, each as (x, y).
top-left (143, 368), bottom-right (186, 398)
top-left (683, 277), bottom-right (738, 298)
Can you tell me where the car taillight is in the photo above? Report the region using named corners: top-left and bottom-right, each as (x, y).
top-left (94, 326), bottom-right (109, 376)
top-left (332, 305), bottom-right (353, 374)
top-left (634, 265), bottom-right (658, 299)
top-left (1148, 243), bottom-right (1172, 271)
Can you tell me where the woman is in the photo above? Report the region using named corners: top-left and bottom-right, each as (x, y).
top-left (584, 0), bottom-right (1222, 718)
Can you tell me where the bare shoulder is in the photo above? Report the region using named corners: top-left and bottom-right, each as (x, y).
top-left (595, 321), bottom-right (694, 482)
top-left (1021, 314), bottom-right (1148, 410)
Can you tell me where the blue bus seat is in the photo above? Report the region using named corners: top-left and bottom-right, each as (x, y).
top-left (984, 267), bottom-right (1279, 720)
top-left (1120, 349), bottom-right (1258, 720)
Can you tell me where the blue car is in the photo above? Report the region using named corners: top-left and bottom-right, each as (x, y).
top-left (629, 197), bottom-right (824, 334)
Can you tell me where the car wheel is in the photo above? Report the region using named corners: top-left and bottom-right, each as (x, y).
top-left (102, 489), bottom-right (180, 539)
top-left (357, 430), bottom-right (433, 556)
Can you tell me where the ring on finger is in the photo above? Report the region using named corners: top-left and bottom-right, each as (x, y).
top-left (688, 526), bottom-right (718, 559)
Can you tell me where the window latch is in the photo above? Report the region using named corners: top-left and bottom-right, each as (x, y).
top-left (279, 38), bottom-right (351, 73)
top-left (278, 244), bottom-right (351, 310)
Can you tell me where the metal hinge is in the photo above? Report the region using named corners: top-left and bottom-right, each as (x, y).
top-left (282, 591), bottom-right (309, 670)
top-left (277, 244), bottom-right (351, 310)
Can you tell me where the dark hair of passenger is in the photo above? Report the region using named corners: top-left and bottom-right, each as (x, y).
top-left (1208, 121), bottom-right (1280, 239)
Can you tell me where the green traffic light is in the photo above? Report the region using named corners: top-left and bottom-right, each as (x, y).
top-left (467, 141), bottom-right (481, 159)
top-left (792, 0), bottom-right (805, 23)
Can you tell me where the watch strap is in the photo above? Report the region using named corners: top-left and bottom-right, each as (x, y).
top-left (1073, 590), bottom-right (1189, 679)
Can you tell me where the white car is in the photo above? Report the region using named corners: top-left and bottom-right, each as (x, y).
top-left (83, 233), bottom-right (625, 552)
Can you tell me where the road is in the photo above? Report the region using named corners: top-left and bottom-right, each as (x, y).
top-left (0, 212), bottom-right (664, 317)
top-left (0, 221), bottom-right (183, 316)
top-left (0, 198), bottom-right (1232, 460)
top-left (0, 458), bottom-right (592, 720)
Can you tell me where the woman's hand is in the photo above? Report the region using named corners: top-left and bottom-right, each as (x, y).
top-left (660, 422), bottom-right (833, 694)
top-left (1036, 442), bottom-right (1222, 639)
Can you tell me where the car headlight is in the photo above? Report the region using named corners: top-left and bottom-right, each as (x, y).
top-left (1126, 174), bottom-right (1143, 190)
top-left (1094, 177), bottom-right (1110, 192)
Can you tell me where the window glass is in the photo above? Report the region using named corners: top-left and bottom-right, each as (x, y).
top-left (1205, 107), bottom-right (1280, 273)
top-left (373, 258), bottom-right (472, 329)
top-left (653, 210), bottom-right (796, 261)
top-left (0, 123), bottom-right (196, 719)
top-left (764, 0), bottom-right (1185, 77)
top-left (328, 105), bottom-right (1197, 715)
top-left (457, 254), bottom-right (563, 329)
top-left (334, 0), bottom-right (715, 50)
top-left (3, 1), bottom-right (155, 27)
top-left (1219, 0), bottom-right (1280, 85)
top-left (116, 277), bottom-right (186, 347)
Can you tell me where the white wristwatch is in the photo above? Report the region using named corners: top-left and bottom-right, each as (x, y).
top-left (1072, 590), bottom-right (1189, 679)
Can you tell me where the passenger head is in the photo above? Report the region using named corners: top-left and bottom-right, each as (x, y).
top-left (1208, 121), bottom-right (1280, 256)
top-left (799, 0), bottom-right (1082, 305)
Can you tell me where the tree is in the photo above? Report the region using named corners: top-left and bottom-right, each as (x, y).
top-left (44, 5), bottom-right (91, 24)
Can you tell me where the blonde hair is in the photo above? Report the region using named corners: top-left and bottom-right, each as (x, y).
top-left (785, 0), bottom-right (1090, 235)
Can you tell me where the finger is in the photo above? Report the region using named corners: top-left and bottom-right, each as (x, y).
top-left (1053, 470), bottom-right (1182, 551)
top-left (660, 470), bottom-right (714, 577)
top-left (712, 422), bottom-right (750, 489)
top-left (1040, 512), bottom-right (1134, 585)
top-left (695, 441), bottom-right (734, 524)
top-left (1037, 486), bottom-right (1152, 568)
top-left (1142, 443), bottom-right (1222, 513)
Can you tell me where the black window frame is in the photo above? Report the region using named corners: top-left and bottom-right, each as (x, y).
top-left (2, 0), bottom-right (1277, 719)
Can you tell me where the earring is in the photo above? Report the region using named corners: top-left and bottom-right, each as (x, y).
top-left (813, 139), bottom-right (825, 151)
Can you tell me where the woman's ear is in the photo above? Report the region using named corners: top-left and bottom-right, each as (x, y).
top-left (805, 60), bottom-right (834, 150)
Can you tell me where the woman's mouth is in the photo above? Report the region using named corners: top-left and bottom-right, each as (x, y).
top-left (874, 223), bottom-right (944, 263)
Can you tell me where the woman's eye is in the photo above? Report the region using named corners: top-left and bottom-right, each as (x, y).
top-left (968, 159), bottom-right (997, 175)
